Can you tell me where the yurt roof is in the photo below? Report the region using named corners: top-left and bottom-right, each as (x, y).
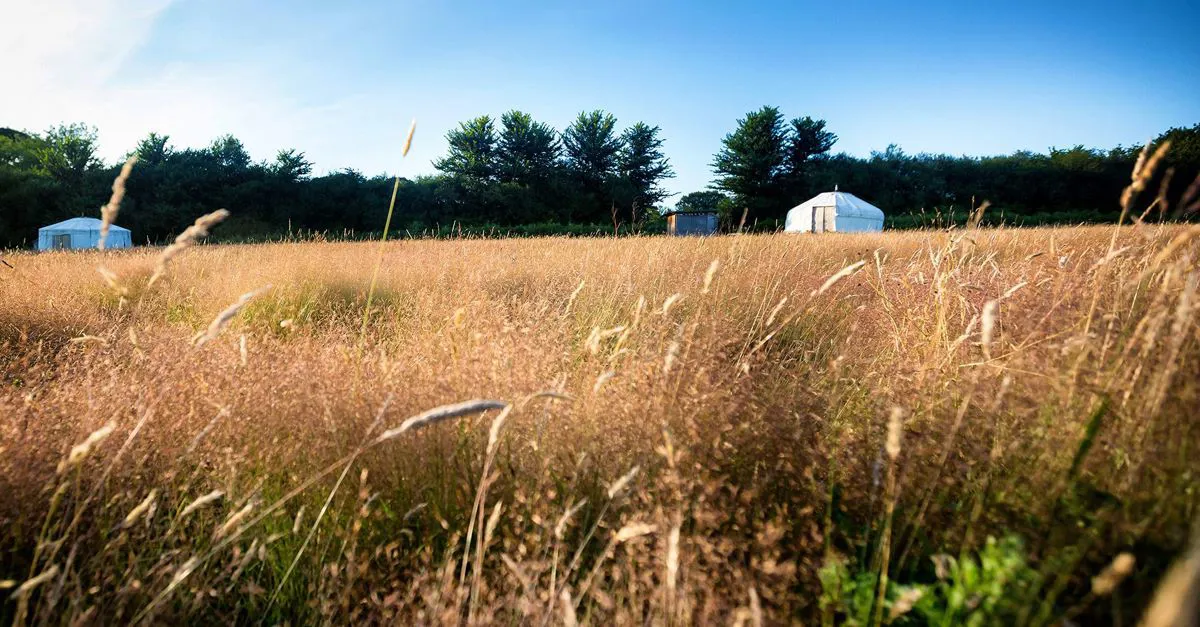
top-left (39, 217), bottom-right (130, 232)
top-left (789, 191), bottom-right (884, 220)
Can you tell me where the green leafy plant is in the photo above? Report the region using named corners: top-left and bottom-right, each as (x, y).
top-left (819, 536), bottom-right (1041, 626)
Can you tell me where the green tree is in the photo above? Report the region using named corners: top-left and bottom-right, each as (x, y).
top-left (496, 110), bottom-right (561, 185)
top-left (134, 132), bottom-right (172, 166)
top-left (711, 106), bottom-right (787, 222)
top-left (273, 149), bottom-right (314, 182)
top-left (38, 123), bottom-right (102, 183)
top-left (209, 134), bottom-right (251, 170)
top-left (434, 115), bottom-right (498, 181)
top-left (1157, 123), bottom-right (1200, 167)
top-left (782, 116), bottom-right (837, 199)
top-left (676, 190), bottom-right (728, 213)
top-left (0, 129), bottom-right (60, 247)
top-left (0, 128), bottom-right (45, 172)
top-left (618, 122), bottom-right (674, 223)
top-left (563, 110), bottom-right (623, 223)
top-left (676, 190), bottom-right (739, 229)
top-left (785, 116), bottom-right (837, 170)
top-left (563, 110), bottom-right (622, 184)
top-left (1154, 123), bottom-right (1200, 217)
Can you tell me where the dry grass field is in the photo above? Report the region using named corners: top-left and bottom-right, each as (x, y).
top-left (1, 220), bottom-right (1199, 624)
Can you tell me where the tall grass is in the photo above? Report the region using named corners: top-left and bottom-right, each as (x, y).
top-left (0, 204), bottom-right (1198, 623)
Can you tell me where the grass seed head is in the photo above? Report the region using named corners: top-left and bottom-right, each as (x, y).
top-left (121, 489), bottom-right (159, 529)
top-left (179, 490), bottom-right (224, 520)
top-left (193, 286), bottom-right (270, 348)
top-left (58, 422), bottom-right (116, 473)
top-left (99, 156), bottom-right (137, 250)
top-left (401, 119), bottom-right (417, 158)
top-left (215, 500), bottom-right (256, 540)
top-left (981, 299), bottom-right (999, 359)
top-left (702, 259), bottom-right (720, 294)
top-left (661, 292), bottom-right (684, 316)
top-left (890, 587), bottom-right (924, 619)
top-left (886, 407), bottom-right (905, 460)
top-left (375, 400), bottom-right (508, 443)
top-left (666, 524), bottom-right (681, 592)
top-left (607, 466), bottom-right (640, 499)
top-left (812, 260), bottom-right (866, 297)
top-left (560, 587), bottom-right (578, 627)
top-left (555, 499), bottom-right (588, 540)
top-left (148, 209), bottom-right (230, 286)
top-left (614, 522), bottom-right (655, 543)
top-left (12, 565), bottom-right (59, 599)
top-left (1092, 552), bottom-right (1136, 596)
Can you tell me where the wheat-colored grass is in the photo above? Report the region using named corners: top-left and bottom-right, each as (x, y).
top-left (0, 219), bottom-right (1197, 624)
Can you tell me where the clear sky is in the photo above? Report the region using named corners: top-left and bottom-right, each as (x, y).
top-left (4, 0), bottom-right (1198, 201)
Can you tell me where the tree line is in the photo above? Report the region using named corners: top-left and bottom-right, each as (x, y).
top-left (703, 106), bottom-right (1199, 229)
top-left (0, 109), bottom-right (673, 248)
top-left (1, 111), bottom-right (1197, 248)
top-left (431, 110), bottom-right (673, 226)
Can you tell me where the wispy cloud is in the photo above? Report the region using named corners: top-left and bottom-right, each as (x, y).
top-left (2, 1), bottom-right (360, 172)
top-left (3, 0), bottom-right (177, 145)
top-left (1, 2), bottom-right (432, 178)
top-left (3, 0), bottom-right (173, 89)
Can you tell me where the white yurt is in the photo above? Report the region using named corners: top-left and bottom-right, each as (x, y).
top-left (37, 217), bottom-right (132, 251)
top-left (784, 188), bottom-right (885, 233)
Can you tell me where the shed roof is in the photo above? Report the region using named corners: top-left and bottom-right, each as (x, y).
top-left (663, 209), bottom-right (718, 217)
top-left (39, 217), bottom-right (130, 232)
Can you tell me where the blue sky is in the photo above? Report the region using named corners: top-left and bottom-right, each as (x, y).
top-left (4, 0), bottom-right (1198, 202)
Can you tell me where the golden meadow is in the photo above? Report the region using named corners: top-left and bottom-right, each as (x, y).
top-left (1, 191), bottom-right (1198, 622)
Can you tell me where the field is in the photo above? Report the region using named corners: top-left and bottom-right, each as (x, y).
top-left (1, 223), bottom-right (1198, 624)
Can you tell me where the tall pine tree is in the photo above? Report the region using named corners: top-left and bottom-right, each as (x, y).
top-left (618, 122), bottom-right (674, 223)
top-left (712, 107), bottom-right (837, 224)
top-left (711, 106), bottom-right (787, 223)
top-left (496, 110), bottom-right (561, 185)
top-left (782, 116), bottom-right (837, 198)
top-left (434, 116), bottom-right (498, 181)
top-left (563, 110), bottom-right (622, 222)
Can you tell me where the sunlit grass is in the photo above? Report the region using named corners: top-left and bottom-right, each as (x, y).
top-left (0, 220), bottom-right (1197, 624)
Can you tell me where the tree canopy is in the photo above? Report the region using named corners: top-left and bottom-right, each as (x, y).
top-left (619, 123), bottom-right (674, 222)
top-left (710, 107), bottom-right (844, 224)
top-left (0, 114), bottom-right (1195, 249)
top-left (435, 116), bottom-right (498, 181)
top-left (711, 106), bottom-right (788, 223)
top-left (705, 108), bottom-right (1198, 229)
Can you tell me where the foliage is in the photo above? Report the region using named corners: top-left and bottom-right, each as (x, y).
top-left (563, 110), bottom-right (622, 184)
top-left (39, 123), bottom-right (102, 184)
top-left (710, 105), bottom-right (788, 223)
top-left (272, 149), bottom-right (314, 182)
top-left (820, 536), bottom-right (1039, 626)
top-left (134, 132), bottom-right (172, 166)
top-left (559, 110), bottom-right (621, 223)
top-left (786, 116), bottom-right (838, 171)
top-left (707, 109), bottom-right (1199, 229)
top-left (495, 110), bottom-right (561, 185)
top-left (434, 115), bottom-right (498, 181)
top-left (1, 117), bottom-right (1197, 249)
top-left (782, 116), bottom-right (838, 199)
top-left (709, 108), bottom-right (842, 225)
top-left (675, 190), bottom-right (728, 214)
top-left (619, 122), bottom-right (675, 222)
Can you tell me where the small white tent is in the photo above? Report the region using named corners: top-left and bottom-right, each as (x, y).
top-left (37, 217), bottom-right (132, 251)
top-left (784, 189), bottom-right (885, 233)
